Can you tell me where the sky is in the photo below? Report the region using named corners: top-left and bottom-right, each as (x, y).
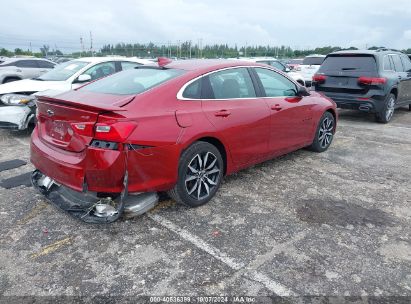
top-left (1, 0), bottom-right (411, 53)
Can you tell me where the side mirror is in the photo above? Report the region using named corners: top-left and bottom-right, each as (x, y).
top-left (75, 74), bottom-right (92, 83)
top-left (285, 67), bottom-right (291, 72)
top-left (297, 85), bottom-right (310, 96)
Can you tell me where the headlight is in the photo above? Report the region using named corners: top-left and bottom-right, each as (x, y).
top-left (0, 94), bottom-right (35, 106)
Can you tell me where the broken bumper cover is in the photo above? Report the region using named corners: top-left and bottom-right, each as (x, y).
top-left (0, 105), bottom-right (34, 130)
top-left (31, 170), bottom-right (159, 223)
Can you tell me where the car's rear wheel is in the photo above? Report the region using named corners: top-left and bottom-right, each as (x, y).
top-left (376, 93), bottom-right (395, 123)
top-left (308, 111), bottom-right (335, 153)
top-left (168, 141), bottom-right (223, 207)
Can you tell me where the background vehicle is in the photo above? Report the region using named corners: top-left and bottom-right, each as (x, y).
top-left (287, 58), bottom-right (304, 70)
top-left (0, 57), bottom-right (152, 130)
top-left (239, 57), bottom-right (305, 86)
top-left (30, 59), bottom-right (337, 223)
top-left (313, 49), bottom-right (411, 123)
top-left (0, 58), bottom-right (55, 84)
top-left (296, 55), bottom-right (326, 86)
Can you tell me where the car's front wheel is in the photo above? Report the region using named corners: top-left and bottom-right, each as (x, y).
top-left (376, 93), bottom-right (396, 123)
top-left (168, 141), bottom-right (223, 207)
top-left (308, 111), bottom-right (335, 152)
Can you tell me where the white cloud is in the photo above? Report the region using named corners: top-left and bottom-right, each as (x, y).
top-left (1, 0), bottom-right (411, 51)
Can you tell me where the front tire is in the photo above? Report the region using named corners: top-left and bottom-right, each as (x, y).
top-left (168, 141), bottom-right (223, 207)
top-left (376, 93), bottom-right (395, 123)
top-left (308, 111), bottom-right (335, 153)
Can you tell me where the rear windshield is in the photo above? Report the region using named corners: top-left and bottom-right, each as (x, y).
top-left (81, 68), bottom-right (185, 95)
top-left (319, 55), bottom-right (377, 72)
top-left (302, 57), bottom-right (325, 65)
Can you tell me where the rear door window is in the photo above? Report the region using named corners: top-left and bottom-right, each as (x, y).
top-left (391, 55), bottom-right (404, 72)
top-left (182, 79), bottom-right (202, 99)
top-left (319, 55), bottom-right (377, 73)
top-left (383, 56), bottom-right (394, 71)
top-left (207, 68), bottom-right (256, 99)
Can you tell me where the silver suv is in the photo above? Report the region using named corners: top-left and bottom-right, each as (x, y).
top-left (0, 58), bottom-right (55, 84)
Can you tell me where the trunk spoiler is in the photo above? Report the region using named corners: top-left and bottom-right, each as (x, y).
top-left (37, 95), bottom-right (128, 112)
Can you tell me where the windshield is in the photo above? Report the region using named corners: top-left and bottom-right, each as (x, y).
top-left (81, 68), bottom-right (185, 95)
top-left (302, 57), bottom-right (325, 65)
top-left (319, 55), bottom-right (377, 72)
top-left (37, 60), bottom-right (89, 81)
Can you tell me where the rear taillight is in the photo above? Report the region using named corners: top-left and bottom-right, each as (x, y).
top-left (358, 77), bottom-right (386, 85)
top-left (313, 74), bottom-right (327, 84)
top-left (94, 121), bottom-right (137, 142)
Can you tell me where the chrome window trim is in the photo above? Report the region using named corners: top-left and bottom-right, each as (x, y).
top-left (176, 65), bottom-right (299, 101)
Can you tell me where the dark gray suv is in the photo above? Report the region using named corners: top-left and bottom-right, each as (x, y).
top-left (313, 49), bottom-right (411, 123)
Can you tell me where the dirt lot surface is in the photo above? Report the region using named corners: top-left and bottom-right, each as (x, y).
top-left (1, 108), bottom-right (410, 301)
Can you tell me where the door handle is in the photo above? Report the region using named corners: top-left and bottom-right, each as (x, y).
top-left (271, 104), bottom-right (282, 111)
top-left (214, 110), bottom-right (231, 117)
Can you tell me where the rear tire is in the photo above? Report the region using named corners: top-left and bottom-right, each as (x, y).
top-left (408, 103), bottom-right (411, 111)
top-left (168, 141), bottom-right (223, 207)
top-left (376, 93), bottom-right (395, 123)
top-left (3, 77), bottom-right (20, 83)
top-left (308, 111), bottom-right (335, 153)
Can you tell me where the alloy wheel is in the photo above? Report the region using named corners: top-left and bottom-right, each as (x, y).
top-left (385, 96), bottom-right (395, 121)
top-left (185, 152), bottom-right (220, 201)
top-left (318, 116), bottom-right (334, 149)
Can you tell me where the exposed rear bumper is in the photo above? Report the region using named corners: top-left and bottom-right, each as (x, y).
top-left (30, 127), bottom-right (126, 193)
top-left (30, 127), bottom-right (180, 194)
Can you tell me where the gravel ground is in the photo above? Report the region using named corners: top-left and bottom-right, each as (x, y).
top-left (0, 108), bottom-right (410, 302)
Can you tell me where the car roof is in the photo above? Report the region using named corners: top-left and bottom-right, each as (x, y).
top-left (329, 49), bottom-right (405, 56)
top-left (305, 54), bottom-right (326, 58)
top-left (0, 57), bottom-right (53, 63)
top-left (164, 59), bottom-right (264, 72)
top-left (69, 57), bottom-right (152, 64)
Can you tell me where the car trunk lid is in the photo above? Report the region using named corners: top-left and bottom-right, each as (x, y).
top-left (36, 92), bottom-right (133, 152)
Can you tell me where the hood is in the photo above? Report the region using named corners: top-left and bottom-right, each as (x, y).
top-left (0, 79), bottom-right (71, 95)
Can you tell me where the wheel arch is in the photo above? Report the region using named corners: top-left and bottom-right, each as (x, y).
top-left (2, 76), bottom-right (22, 83)
top-left (390, 87), bottom-right (398, 99)
top-left (183, 136), bottom-right (228, 175)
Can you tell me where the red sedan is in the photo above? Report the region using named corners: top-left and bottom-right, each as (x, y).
top-left (31, 59), bottom-right (337, 223)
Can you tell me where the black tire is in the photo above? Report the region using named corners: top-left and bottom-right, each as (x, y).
top-left (3, 77), bottom-right (20, 83)
top-left (308, 111), bottom-right (335, 153)
top-left (408, 103), bottom-right (411, 111)
top-left (375, 93), bottom-right (395, 124)
top-left (168, 141), bottom-right (224, 207)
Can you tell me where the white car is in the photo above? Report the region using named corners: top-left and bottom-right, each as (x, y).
top-left (235, 57), bottom-right (305, 86)
top-left (0, 57), bottom-right (153, 130)
top-left (296, 55), bottom-right (326, 86)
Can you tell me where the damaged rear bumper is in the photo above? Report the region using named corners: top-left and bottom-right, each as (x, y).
top-left (31, 170), bottom-right (159, 223)
top-left (0, 105), bottom-right (35, 130)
